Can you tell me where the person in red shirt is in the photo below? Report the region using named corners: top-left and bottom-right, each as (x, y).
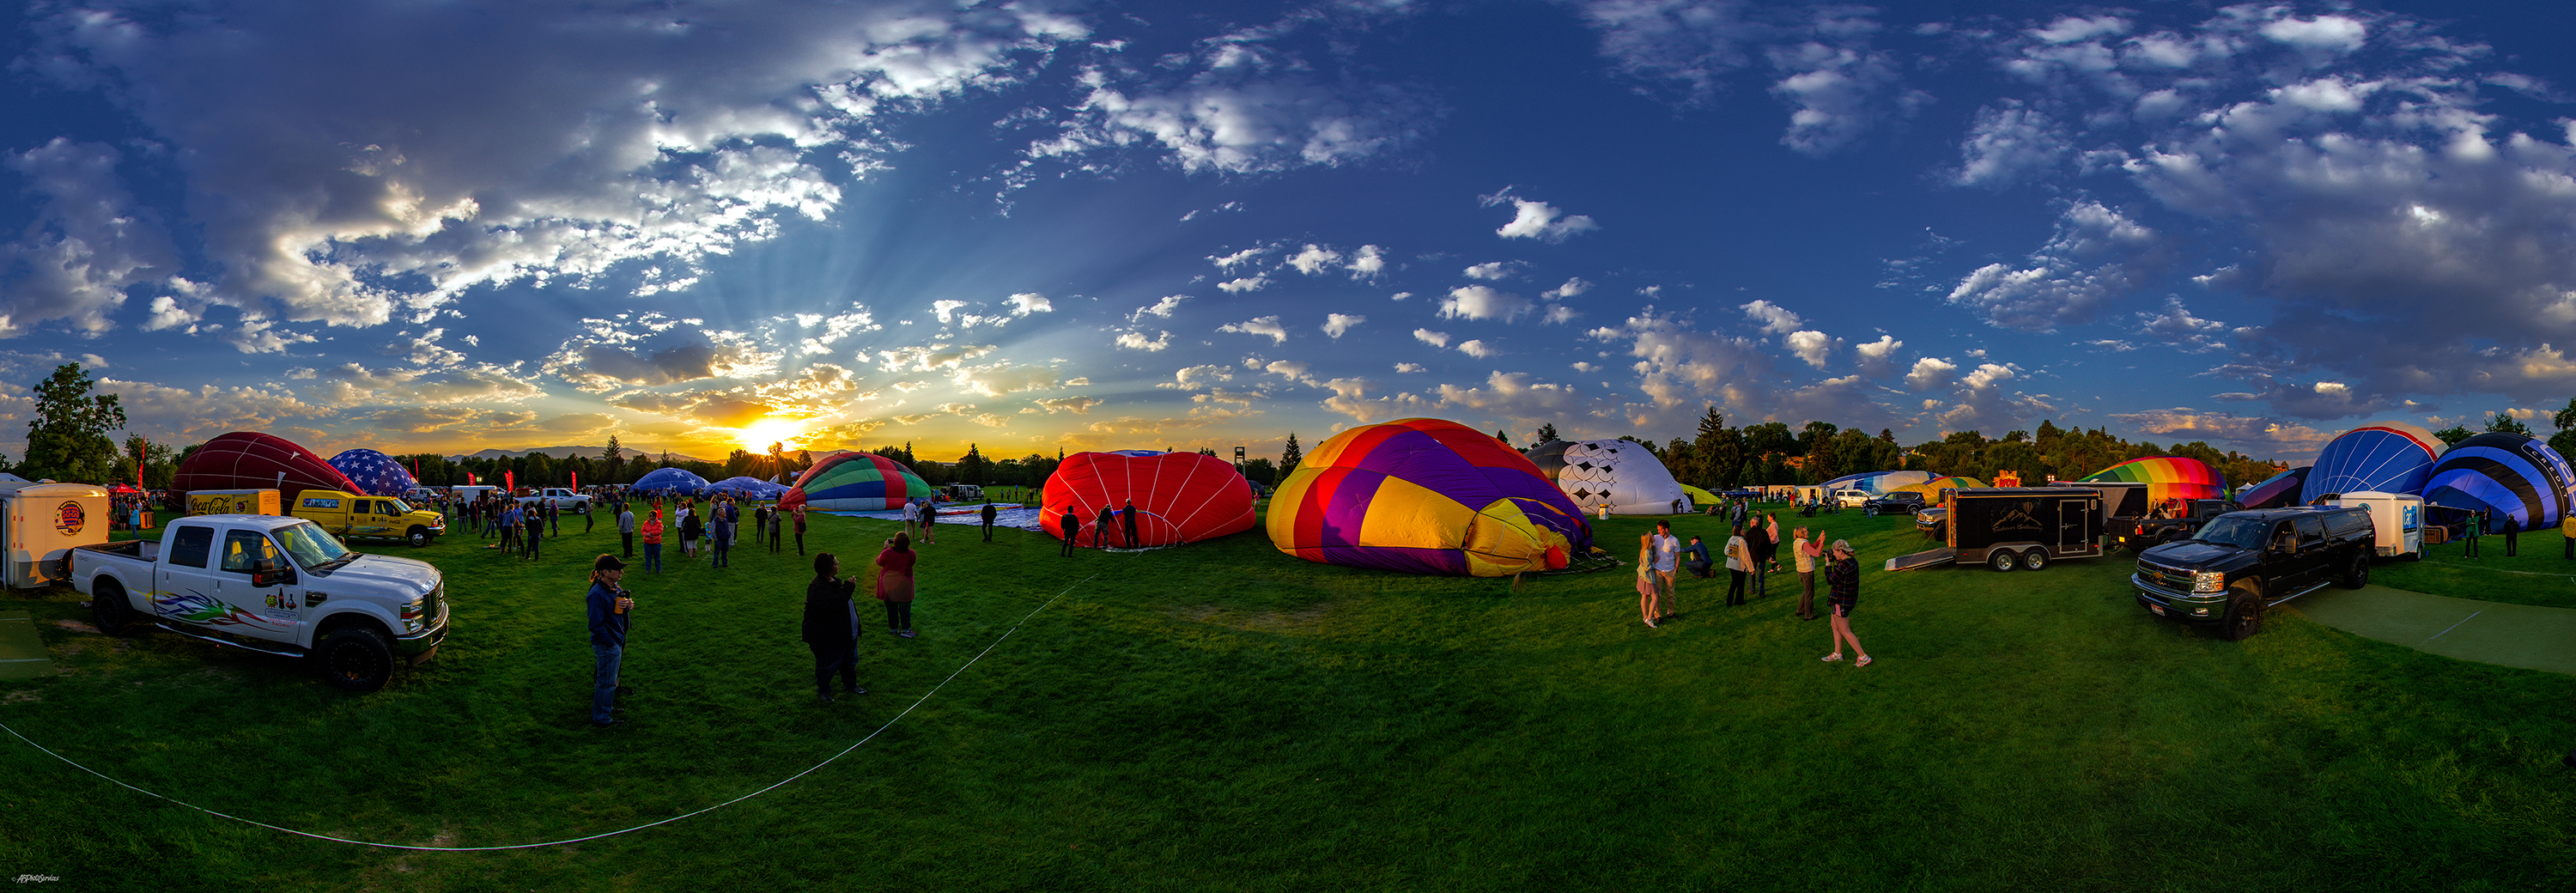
top-left (875, 532), bottom-right (917, 638)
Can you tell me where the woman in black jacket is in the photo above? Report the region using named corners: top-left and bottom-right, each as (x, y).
top-left (802, 552), bottom-right (866, 703)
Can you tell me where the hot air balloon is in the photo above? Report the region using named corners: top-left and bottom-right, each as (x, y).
top-left (1889, 476), bottom-right (1986, 501)
top-left (2300, 422), bottom-right (2441, 505)
top-left (708, 477), bottom-right (788, 500)
top-left (328, 449), bottom-right (419, 497)
top-left (1267, 418), bottom-right (1590, 576)
top-left (1524, 439), bottom-right (1693, 514)
top-left (2421, 433), bottom-right (2576, 532)
top-left (173, 432), bottom-right (361, 503)
top-left (2237, 466), bottom-right (2310, 510)
top-left (630, 467), bottom-right (710, 498)
top-left (1042, 451), bottom-right (1256, 547)
top-left (778, 452), bottom-right (929, 513)
top-left (2080, 457), bottom-right (2227, 507)
top-left (1818, 470), bottom-right (1935, 495)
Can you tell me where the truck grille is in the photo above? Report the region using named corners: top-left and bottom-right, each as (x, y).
top-left (2135, 561), bottom-right (2191, 595)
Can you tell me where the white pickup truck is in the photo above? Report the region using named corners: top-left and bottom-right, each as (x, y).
top-left (76, 514), bottom-right (450, 692)
top-left (514, 487), bottom-right (592, 514)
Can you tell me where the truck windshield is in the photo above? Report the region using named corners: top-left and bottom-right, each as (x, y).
top-left (2192, 516), bottom-right (2269, 550)
top-left (383, 498), bottom-right (413, 513)
top-left (273, 521), bottom-right (354, 568)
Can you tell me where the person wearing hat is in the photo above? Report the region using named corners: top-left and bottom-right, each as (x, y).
top-left (1820, 539), bottom-right (1870, 667)
top-left (586, 554), bottom-right (637, 726)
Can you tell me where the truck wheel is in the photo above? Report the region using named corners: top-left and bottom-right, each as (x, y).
top-left (1988, 550), bottom-right (2018, 572)
top-left (316, 626), bottom-right (396, 693)
top-left (408, 526), bottom-right (431, 548)
top-left (2020, 550), bottom-right (2050, 571)
top-left (90, 580), bottom-right (135, 636)
top-left (2341, 553), bottom-right (2369, 589)
top-left (2221, 583), bottom-right (2263, 641)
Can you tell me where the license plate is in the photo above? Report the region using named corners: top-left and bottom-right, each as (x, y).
top-left (2150, 604), bottom-right (2166, 615)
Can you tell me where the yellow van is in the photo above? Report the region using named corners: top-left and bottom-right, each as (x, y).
top-left (291, 490), bottom-right (447, 547)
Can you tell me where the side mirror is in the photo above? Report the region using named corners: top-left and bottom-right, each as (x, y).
top-left (252, 559), bottom-right (295, 587)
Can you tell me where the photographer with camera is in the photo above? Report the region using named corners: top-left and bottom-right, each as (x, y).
top-left (876, 532), bottom-right (917, 638)
top-left (586, 554), bottom-right (637, 726)
top-left (803, 552), bottom-right (866, 704)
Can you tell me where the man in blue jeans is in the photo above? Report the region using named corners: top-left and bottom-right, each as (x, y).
top-left (587, 554), bottom-right (635, 726)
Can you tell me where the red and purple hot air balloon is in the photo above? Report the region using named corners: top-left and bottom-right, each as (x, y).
top-left (1042, 451), bottom-right (1256, 548)
top-left (173, 432), bottom-right (361, 503)
top-left (2080, 456), bottom-right (2227, 507)
top-left (1265, 418), bottom-right (1591, 577)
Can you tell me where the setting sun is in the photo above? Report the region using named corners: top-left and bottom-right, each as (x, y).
top-left (733, 417), bottom-right (806, 453)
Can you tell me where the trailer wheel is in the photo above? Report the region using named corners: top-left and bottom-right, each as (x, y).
top-left (2221, 583), bottom-right (2263, 641)
top-left (2341, 553), bottom-right (2369, 589)
top-left (1988, 550), bottom-right (2018, 572)
top-left (2020, 550), bottom-right (2050, 571)
top-left (90, 579), bottom-right (135, 636)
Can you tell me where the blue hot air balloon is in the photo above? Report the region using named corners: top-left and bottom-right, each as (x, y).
top-left (631, 467), bottom-right (710, 498)
top-left (2238, 465), bottom-right (2309, 509)
top-left (2301, 422), bottom-right (2441, 504)
top-left (2420, 433), bottom-right (2576, 532)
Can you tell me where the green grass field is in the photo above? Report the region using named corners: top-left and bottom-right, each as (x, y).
top-left (1, 506), bottom-right (2568, 891)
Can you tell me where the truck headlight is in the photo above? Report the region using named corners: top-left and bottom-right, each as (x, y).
top-left (2193, 571), bottom-right (2226, 593)
top-left (400, 598), bottom-right (426, 631)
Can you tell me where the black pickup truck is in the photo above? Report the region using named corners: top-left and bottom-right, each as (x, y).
top-left (2130, 506), bottom-right (2374, 640)
top-left (2111, 498), bottom-right (2242, 552)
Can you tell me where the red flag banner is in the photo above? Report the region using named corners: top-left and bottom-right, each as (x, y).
top-left (506, 470), bottom-right (516, 493)
top-left (572, 471), bottom-right (579, 490)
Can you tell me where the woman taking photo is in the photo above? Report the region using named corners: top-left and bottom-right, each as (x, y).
top-left (875, 532), bottom-right (918, 638)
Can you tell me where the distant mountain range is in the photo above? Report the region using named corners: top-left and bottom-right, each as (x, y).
top-left (446, 446), bottom-right (709, 464)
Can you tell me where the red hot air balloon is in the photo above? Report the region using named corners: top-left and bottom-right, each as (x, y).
top-left (172, 432), bottom-right (361, 504)
top-left (1041, 451), bottom-right (1257, 548)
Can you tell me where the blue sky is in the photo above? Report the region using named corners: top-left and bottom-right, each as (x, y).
top-left (5, 0), bottom-right (2576, 465)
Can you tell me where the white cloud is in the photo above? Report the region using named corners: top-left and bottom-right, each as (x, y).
top-left (1945, 202), bottom-right (2165, 331)
top-left (1034, 46), bottom-right (1439, 175)
top-left (1766, 39), bottom-right (1923, 155)
top-left (1212, 247), bottom-right (1268, 270)
top-left (932, 300), bottom-right (971, 325)
top-left (1463, 261), bottom-right (1517, 281)
top-left (1389, 291), bottom-right (1413, 301)
top-left (1115, 330), bottom-right (1171, 351)
top-left (17, 2), bottom-right (1085, 335)
top-left (1543, 277), bottom-right (1593, 300)
top-left (1853, 335), bottom-right (1902, 376)
top-left (1131, 295), bottom-right (1188, 322)
top-left (2109, 409), bottom-right (2329, 452)
top-left (1783, 330), bottom-right (1838, 368)
top-left (1487, 195), bottom-right (1599, 242)
top-left (1542, 305), bottom-right (1581, 325)
top-left (1163, 365), bottom-right (1232, 389)
top-left (1219, 316), bottom-right (1289, 343)
top-left (1287, 245), bottom-right (1342, 275)
top-left (1394, 362), bottom-right (1425, 373)
top-left (1439, 286), bottom-right (1535, 322)
top-left (1321, 313), bottom-right (1364, 338)
top-left (1741, 299), bottom-right (1803, 335)
top-left (1456, 339), bottom-right (1499, 358)
top-left (0, 139), bottom-right (173, 338)
top-left (2030, 15), bottom-right (2129, 45)
top-left (2259, 15), bottom-right (2367, 53)
top-left (1953, 102), bottom-right (2069, 186)
top-left (1347, 245), bottom-right (1388, 276)
top-left (1218, 276), bottom-right (1270, 294)
top-left (1005, 293), bottom-right (1053, 316)
top-left (1905, 356), bottom-right (1959, 392)
top-left (1413, 329), bottom-right (1449, 349)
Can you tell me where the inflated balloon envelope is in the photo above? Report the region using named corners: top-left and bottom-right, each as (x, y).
top-left (1042, 451), bottom-right (1255, 547)
top-left (1268, 418), bottom-right (1590, 577)
top-left (172, 431), bottom-right (361, 504)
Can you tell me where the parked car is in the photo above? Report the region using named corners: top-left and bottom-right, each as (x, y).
top-left (1832, 489), bottom-right (1870, 508)
top-left (76, 514), bottom-right (449, 692)
top-left (2110, 498), bottom-right (2243, 552)
top-left (514, 487), bottom-right (592, 514)
top-left (291, 489), bottom-right (446, 547)
top-left (1914, 505), bottom-right (1947, 538)
top-left (1861, 491), bottom-right (1927, 517)
top-left (2130, 506), bottom-right (2374, 641)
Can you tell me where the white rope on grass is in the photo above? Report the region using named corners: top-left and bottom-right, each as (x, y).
top-left (0, 570), bottom-right (1103, 852)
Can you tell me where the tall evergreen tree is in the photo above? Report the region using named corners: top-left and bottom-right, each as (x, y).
top-left (1280, 433), bottom-right (1303, 479)
top-left (1534, 422), bottom-right (1560, 444)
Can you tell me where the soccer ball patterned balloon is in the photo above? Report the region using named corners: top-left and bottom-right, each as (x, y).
top-left (1524, 439), bottom-right (1691, 515)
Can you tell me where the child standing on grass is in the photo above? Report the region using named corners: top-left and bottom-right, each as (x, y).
top-left (1636, 536), bottom-right (1659, 628)
top-left (1821, 539), bottom-right (1869, 667)
top-left (641, 511), bottom-right (665, 574)
top-left (876, 532), bottom-right (917, 638)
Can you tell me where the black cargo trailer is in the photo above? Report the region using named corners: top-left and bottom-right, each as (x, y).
top-left (1885, 487), bottom-right (2108, 572)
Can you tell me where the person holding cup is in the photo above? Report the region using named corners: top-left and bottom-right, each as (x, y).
top-left (587, 554), bottom-right (636, 726)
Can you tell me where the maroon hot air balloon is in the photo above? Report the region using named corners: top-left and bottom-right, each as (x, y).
top-left (173, 432), bottom-right (361, 504)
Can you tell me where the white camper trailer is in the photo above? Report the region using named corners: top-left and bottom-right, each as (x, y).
top-left (2330, 490), bottom-right (2425, 559)
top-left (0, 482), bottom-right (110, 589)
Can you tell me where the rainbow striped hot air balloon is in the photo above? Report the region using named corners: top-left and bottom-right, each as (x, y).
top-left (1267, 418), bottom-right (1591, 577)
top-left (2301, 422), bottom-right (2441, 504)
top-left (780, 452), bottom-right (931, 513)
top-left (2081, 457), bottom-right (2227, 506)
